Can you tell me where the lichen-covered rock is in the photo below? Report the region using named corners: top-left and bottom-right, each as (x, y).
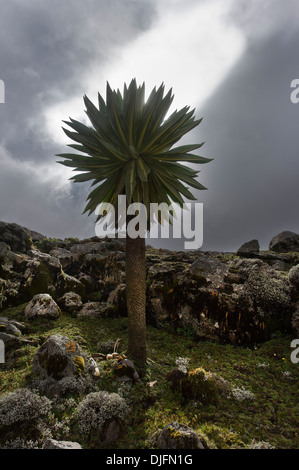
top-left (57, 291), bottom-right (83, 313)
top-left (24, 294), bottom-right (61, 320)
top-left (269, 231), bottom-right (299, 253)
top-left (155, 422), bottom-right (206, 449)
top-left (241, 265), bottom-right (291, 321)
top-left (77, 391), bottom-right (129, 445)
top-left (43, 439), bottom-right (82, 449)
top-left (32, 334), bottom-right (85, 380)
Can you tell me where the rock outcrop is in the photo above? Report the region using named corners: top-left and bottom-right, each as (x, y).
top-left (269, 231), bottom-right (299, 253)
top-left (0, 222), bottom-right (298, 349)
top-left (24, 294), bottom-right (61, 320)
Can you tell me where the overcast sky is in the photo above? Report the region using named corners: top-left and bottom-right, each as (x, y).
top-left (0, 0), bottom-right (298, 251)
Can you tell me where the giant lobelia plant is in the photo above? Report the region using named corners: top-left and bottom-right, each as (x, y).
top-left (57, 79), bottom-right (211, 369)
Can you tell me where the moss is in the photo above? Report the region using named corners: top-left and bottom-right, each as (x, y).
top-left (0, 305), bottom-right (298, 449)
top-left (73, 356), bottom-right (85, 375)
top-left (167, 426), bottom-right (199, 449)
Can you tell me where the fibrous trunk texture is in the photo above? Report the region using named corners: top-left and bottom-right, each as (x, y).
top-left (125, 234), bottom-right (147, 369)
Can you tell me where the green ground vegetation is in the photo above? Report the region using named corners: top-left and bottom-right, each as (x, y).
top-left (0, 304), bottom-right (298, 449)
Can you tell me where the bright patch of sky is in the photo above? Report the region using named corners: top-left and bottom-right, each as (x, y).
top-left (45, 0), bottom-right (245, 145)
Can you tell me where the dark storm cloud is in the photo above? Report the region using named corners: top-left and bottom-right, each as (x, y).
top-left (0, 0), bottom-right (156, 237)
top-left (0, 0), bottom-right (298, 250)
top-left (149, 0), bottom-right (299, 252)
top-left (0, 0), bottom-right (156, 160)
top-left (195, 1), bottom-right (299, 251)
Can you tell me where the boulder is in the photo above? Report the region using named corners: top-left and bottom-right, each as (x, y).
top-left (0, 221), bottom-right (33, 253)
top-left (155, 422), bottom-right (206, 449)
top-left (57, 292), bottom-right (83, 313)
top-left (269, 231), bottom-right (299, 253)
top-left (32, 334), bottom-right (85, 380)
top-left (236, 239), bottom-right (260, 257)
top-left (43, 439), bottom-right (82, 449)
top-left (24, 294), bottom-right (61, 320)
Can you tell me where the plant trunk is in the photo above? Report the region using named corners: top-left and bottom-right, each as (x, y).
top-left (125, 234), bottom-right (147, 369)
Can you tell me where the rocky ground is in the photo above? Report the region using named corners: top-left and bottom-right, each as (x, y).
top-left (0, 221), bottom-right (298, 449)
